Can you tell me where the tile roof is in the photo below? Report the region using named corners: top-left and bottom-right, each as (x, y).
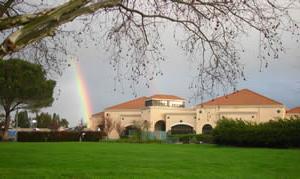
top-left (105, 96), bottom-right (148, 110)
top-left (149, 94), bottom-right (185, 100)
top-left (198, 89), bottom-right (283, 106)
top-left (91, 112), bottom-right (104, 117)
top-left (287, 107), bottom-right (300, 114)
top-left (104, 94), bottom-right (184, 110)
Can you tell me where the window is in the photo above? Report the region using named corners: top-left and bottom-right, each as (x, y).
top-left (161, 100), bottom-right (168, 106)
top-left (169, 101), bottom-right (184, 108)
top-left (146, 99), bottom-right (184, 107)
top-left (145, 100), bottom-right (152, 107)
top-left (154, 120), bottom-right (166, 131)
top-left (277, 110), bottom-right (281, 113)
top-left (202, 124), bottom-right (213, 134)
top-left (152, 100), bottom-right (168, 107)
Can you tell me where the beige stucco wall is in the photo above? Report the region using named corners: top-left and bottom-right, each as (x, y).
top-left (104, 109), bottom-right (142, 139)
top-left (90, 103), bottom-right (287, 137)
top-left (145, 106), bottom-right (196, 131)
top-left (104, 110), bottom-right (142, 125)
top-left (196, 105), bottom-right (285, 133)
top-left (89, 114), bottom-right (104, 130)
top-left (90, 109), bottom-right (143, 138)
top-left (91, 107), bottom-right (198, 138)
top-left (286, 113), bottom-right (300, 118)
top-left (165, 113), bottom-right (196, 132)
top-left (107, 107), bottom-right (196, 132)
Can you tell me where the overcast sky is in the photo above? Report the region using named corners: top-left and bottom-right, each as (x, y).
top-left (43, 9), bottom-right (300, 127)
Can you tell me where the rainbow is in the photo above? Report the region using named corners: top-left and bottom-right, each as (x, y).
top-left (73, 61), bottom-right (93, 128)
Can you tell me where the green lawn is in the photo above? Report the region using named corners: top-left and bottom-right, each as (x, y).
top-left (0, 143), bottom-right (299, 178)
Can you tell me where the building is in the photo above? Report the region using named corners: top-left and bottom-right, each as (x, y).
top-left (286, 107), bottom-right (300, 118)
top-left (90, 89), bottom-right (290, 138)
top-left (196, 89), bottom-right (285, 127)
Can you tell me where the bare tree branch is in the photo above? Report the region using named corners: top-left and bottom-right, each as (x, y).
top-left (0, 0), bottom-right (299, 98)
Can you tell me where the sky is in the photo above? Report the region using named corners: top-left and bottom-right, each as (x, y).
top-left (44, 32), bottom-right (300, 127)
top-left (43, 8), bottom-right (300, 127)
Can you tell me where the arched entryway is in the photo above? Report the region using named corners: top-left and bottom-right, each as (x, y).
top-left (123, 125), bottom-right (140, 137)
top-left (202, 124), bottom-right (213, 134)
top-left (171, 124), bottom-right (194, 135)
top-left (154, 120), bottom-right (166, 131)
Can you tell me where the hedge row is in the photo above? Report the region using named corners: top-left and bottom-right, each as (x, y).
top-left (17, 131), bottom-right (106, 142)
top-left (100, 139), bottom-right (164, 144)
top-left (213, 117), bottom-right (300, 148)
top-left (167, 134), bottom-right (213, 144)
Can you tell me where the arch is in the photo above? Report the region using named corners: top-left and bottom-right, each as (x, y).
top-left (170, 124), bottom-right (194, 135)
top-left (123, 125), bottom-right (140, 137)
top-left (123, 123), bottom-right (134, 128)
top-left (202, 124), bottom-right (213, 134)
top-left (154, 120), bottom-right (166, 131)
top-left (170, 122), bottom-right (194, 128)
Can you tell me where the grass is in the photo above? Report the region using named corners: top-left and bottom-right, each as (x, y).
top-left (0, 143), bottom-right (300, 178)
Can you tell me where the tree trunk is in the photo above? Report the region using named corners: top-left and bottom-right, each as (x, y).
top-left (0, 0), bottom-right (121, 58)
top-left (2, 110), bottom-right (11, 141)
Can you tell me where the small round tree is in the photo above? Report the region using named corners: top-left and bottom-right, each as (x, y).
top-left (0, 59), bottom-right (56, 140)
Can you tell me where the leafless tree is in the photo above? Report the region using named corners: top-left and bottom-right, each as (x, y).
top-left (0, 0), bottom-right (299, 96)
top-left (115, 120), bottom-right (124, 136)
top-left (132, 120), bottom-right (151, 132)
top-left (98, 116), bottom-right (115, 136)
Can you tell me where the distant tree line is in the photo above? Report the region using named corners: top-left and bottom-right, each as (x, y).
top-left (15, 111), bottom-right (69, 130)
top-left (0, 59), bottom-right (56, 140)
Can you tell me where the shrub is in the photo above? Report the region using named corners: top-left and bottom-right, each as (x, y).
top-left (213, 117), bottom-right (300, 148)
top-left (100, 138), bottom-right (163, 144)
top-left (197, 134), bottom-right (214, 144)
top-left (166, 134), bottom-right (191, 144)
top-left (167, 134), bottom-right (213, 144)
top-left (17, 131), bottom-right (105, 142)
top-left (82, 131), bottom-right (106, 141)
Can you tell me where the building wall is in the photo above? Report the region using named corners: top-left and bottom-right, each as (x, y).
top-left (165, 113), bottom-right (196, 132)
top-left (89, 115), bottom-right (104, 130)
top-left (90, 104), bottom-right (287, 138)
top-left (104, 109), bottom-right (142, 139)
top-left (146, 106), bottom-right (196, 132)
top-left (286, 113), bottom-right (300, 118)
top-left (195, 105), bottom-right (285, 133)
top-left (259, 106), bottom-right (285, 122)
top-left (91, 107), bottom-right (197, 138)
top-left (104, 110), bottom-right (142, 126)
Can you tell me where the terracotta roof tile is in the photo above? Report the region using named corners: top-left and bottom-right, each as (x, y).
top-left (198, 89), bottom-right (283, 106)
top-left (287, 107), bottom-right (300, 114)
top-left (105, 96), bottom-right (147, 110)
top-left (149, 94), bottom-right (185, 100)
top-left (104, 94), bottom-right (184, 110)
top-left (92, 112), bottom-right (104, 117)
